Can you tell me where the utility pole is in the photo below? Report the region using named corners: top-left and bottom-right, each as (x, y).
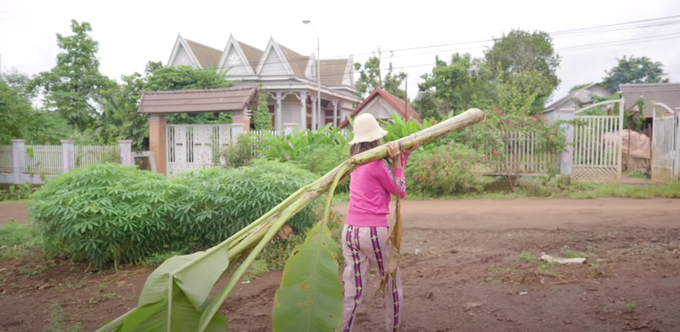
top-left (303, 20), bottom-right (321, 129)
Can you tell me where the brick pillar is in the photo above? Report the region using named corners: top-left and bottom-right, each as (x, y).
top-left (233, 113), bottom-right (251, 132)
top-left (149, 114), bottom-right (167, 175)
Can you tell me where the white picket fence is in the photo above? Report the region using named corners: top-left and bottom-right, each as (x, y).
top-left (0, 144), bottom-right (121, 176)
top-left (465, 131), bottom-right (560, 175)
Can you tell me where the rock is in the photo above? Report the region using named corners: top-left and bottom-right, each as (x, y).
top-left (541, 254), bottom-right (586, 264)
top-left (464, 303), bottom-right (483, 311)
top-left (519, 292), bottom-right (528, 295)
top-left (450, 249), bottom-right (459, 254)
top-left (38, 283), bottom-right (53, 290)
top-left (426, 292), bottom-right (434, 299)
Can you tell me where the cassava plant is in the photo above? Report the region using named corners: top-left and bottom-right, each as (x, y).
top-left (95, 108), bottom-right (486, 332)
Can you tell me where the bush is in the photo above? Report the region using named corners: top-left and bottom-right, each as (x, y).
top-left (406, 144), bottom-right (492, 196)
top-left (0, 182), bottom-right (34, 201)
top-left (30, 161), bottom-right (320, 268)
top-left (222, 133), bottom-right (254, 168)
top-left (291, 144), bottom-right (350, 192)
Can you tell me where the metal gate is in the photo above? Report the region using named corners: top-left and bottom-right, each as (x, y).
top-left (167, 124), bottom-right (236, 176)
top-left (572, 99), bottom-right (625, 183)
top-left (651, 102), bottom-right (678, 183)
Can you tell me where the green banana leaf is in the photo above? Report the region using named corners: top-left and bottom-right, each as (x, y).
top-left (272, 223), bottom-right (343, 332)
top-left (118, 250), bottom-right (230, 332)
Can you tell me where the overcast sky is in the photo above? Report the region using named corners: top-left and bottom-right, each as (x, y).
top-left (1, 0), bottom-right (679, 107)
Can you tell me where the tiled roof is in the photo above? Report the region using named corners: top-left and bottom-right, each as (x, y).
top-left (620, 83), bottom-right (680, 117)
top-left (338, 88), bottom-right (422, 127)
top-left (278, 44), bottom-right (309, 76)
top-left (138, 87), bottom-right (257, 114)
top-left (320, 59), bottom-right (349, 85)
top-left (237, 41), bottom-right (264, 71)
top-left (184, 39), bottom-right (222, 69)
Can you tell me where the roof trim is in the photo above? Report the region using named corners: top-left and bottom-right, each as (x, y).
top-left (216, 34), bottom-right (255, 75)
top-left (255, 37), bottom-right (294, 76)
top-left (338, 88), bottom-right (421, 128)
top-left (543, 82), bottom-right (614, 112)
top-left (167, 34), bottom-right (201, 69)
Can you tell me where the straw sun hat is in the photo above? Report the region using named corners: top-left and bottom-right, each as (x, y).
top-left (349, 113), bottom-right (388, 145)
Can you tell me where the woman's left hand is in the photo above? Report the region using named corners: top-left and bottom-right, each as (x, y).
top-left (404, 142), bottom-right (421, 154)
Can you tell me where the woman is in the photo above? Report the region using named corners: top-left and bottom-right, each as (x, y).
top-left (341, 113), bottom-right (420, 332)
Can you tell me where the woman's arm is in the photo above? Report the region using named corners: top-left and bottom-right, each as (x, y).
top-left (375, 160), bottom-right (407, 199)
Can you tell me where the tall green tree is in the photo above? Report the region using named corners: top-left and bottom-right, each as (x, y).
top-left (26, 20), bottom-right (115, 130)
top-left (602, 55), bottom-right (669, 92)
top-left (354, 50), bottom-right (407, 101)
top-left (484, 29), bottom-right (561, 111)
top-left (418, 53), bottom-right (495, 116)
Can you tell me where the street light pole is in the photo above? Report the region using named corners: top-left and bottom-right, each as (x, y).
top-left (304, 20), bottom-right (321, 130)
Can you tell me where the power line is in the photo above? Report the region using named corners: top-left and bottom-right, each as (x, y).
top-left (196, 15), bottom-right (680, 73)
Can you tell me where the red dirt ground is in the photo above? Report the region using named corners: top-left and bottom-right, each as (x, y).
top-left (1, 198), bottom-right (679, 332)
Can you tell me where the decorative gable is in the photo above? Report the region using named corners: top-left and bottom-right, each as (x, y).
top-left (167, 35), bottom-right (200, 68)
top-left (256, 37), bottom-right (294, 76)
top-left (216, 35), bottom-right (254, 76)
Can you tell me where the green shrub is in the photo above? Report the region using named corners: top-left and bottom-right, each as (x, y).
top-left (291, 144), bottom-right (350, 192)
top-left (31, 164), bottom-right (179, 268)
top-left (0, 182), bottom-right (34, 201)
top-left (171, 160), bottom-right (319, 247)
top-left (406, 144), bottom-right (492, 196)
top-left (253, 124), bottom-right (349, 162)
top-left (30, 161), bottom-right (320, 268)
top-left (222, 133), bottom-right (255, 168)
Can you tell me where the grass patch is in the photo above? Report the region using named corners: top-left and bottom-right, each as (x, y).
top-left (560, 245), bottom-right (591, 259)
top-left (623, 302), bottom-right (638, 313)
top-left (0, 222), bottom-right (39, 261)
top-left (47, 303), bottom-right (83, 332)
top-left (518, 251), bottom-right (537, 263)
top-left (567, 183), bottom-right (680, 199)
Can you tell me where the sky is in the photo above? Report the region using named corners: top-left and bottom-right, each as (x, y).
top-left (1, 0), bottom-right (679, 107)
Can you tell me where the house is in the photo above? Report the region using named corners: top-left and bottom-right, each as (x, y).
top-left (619, 83), bottom-right (680, 118)
top-left (542, 83), bottom-right (614, 120)
top-left (165, 34), bottom-right (361, 131)
top-left (338, 88), bottom-right (422, 129)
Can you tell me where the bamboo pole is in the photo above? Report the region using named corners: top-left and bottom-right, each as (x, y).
top-left (95, 108), bottom-right (486, 332)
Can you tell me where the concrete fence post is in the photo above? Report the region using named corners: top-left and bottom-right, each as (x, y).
top-left (675, 108), bottom-right (680, 180)
top-left (60, 140), bottom-right (75, 173)
top-left (283, 123), bottom-right (297, 135)
top-left (558, 108), bottom-right (576, 176)
top-left (119, 140), bottom-right (133, 166)
top-left (11, 139), bottom-right (25, 184)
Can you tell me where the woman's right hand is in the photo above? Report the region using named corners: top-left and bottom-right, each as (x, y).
top-left (387, 142), bottom-right (402, 166)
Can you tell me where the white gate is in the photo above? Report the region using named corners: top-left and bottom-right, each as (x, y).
top-left (572, 99), bottom-right (625, 183)
top-left (167, 124), bottom-right (237, 176)
top-left (651, 102), bottom-right (678, 183)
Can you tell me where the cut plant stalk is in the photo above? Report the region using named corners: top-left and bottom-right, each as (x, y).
top-left (95, 108), bottom-right (485, 332)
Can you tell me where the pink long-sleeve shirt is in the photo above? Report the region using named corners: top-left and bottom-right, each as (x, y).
top-left (345, 153), bottom-right (410, 227)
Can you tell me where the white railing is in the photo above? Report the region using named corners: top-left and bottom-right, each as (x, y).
top-left (23, 145), bottom-right (64, 175)
top-left (0, 146), bottom-right (13, 174)
top-left (75, 145), bottom-right (121, 169)
top-left (467, 131), bottom-right (559, 175)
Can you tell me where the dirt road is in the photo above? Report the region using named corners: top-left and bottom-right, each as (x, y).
top-left (1, 198), bottom-right (679, 332)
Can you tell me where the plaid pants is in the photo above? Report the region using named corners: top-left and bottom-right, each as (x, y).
top-left (340, 224), bottom-right (403, 332)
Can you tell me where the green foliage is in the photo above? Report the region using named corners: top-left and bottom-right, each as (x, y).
top-left (602, 55), bottom-right (669, 92)
top-left (143, 65), bottom-right (235, 125)
top-left (484, 29), bottom-right (561, 111)
top-left (382, 113), bottom-right (438, 148)
top-left (517, 174), bottom-right (572, 197)
top-left (418, 53), bottom-right (495, 116)
top-left (253, 124), bottom-right (349, 162)
top-left (30, 161), bottom-right (319, 268)
top-left (272, 223), bottom-right (343, 332)
top-left (26, 20), bottom-right (116, 130)
top-left (0, 182), bottom-right (34, 201)
top-left (118, 251), bottom-right (228, 332)
top-left (354, 50), bottom-right (407, 101)
top-left (569, 82), bottom-right (593, 93)
top-left (406, 144), bottom-right (492, 195)
top-left (221, 133), bottom-right (255, 168)
top-left (0, 222), bottom-right (39, 261)
top-left (47, 303), bottom-right (83, 332)
top-left (291, 144), bottom-right (350, 192)
top-left (253, 84), bottom-right (273, 131)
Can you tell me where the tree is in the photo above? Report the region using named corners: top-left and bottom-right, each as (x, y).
top-left (602, 55), bottom-right (669, 92)
top-left (411, 90), bottom-right (443, 120)
top-left (354, 50), bottom-right (407, 101)
top-left (143, 65), bottom-right (235, 124)
top-left (418, 54), bottom-right (495, 117)
top-left (484, 29), bottom-right (561, 111)
top-left (0, 68), bottom-right (36, 99)
top-left (253, 84), bottom-right (273, 130)
top-left (26, 20), bottom-right (115, 130)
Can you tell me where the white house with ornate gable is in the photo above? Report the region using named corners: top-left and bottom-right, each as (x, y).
top-left (165, 34), bottom-right (360, 131)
